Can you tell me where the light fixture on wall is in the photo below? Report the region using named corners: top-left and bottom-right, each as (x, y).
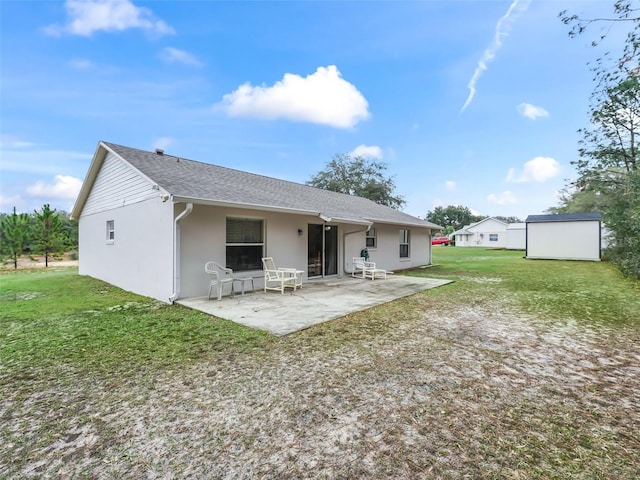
top-left (297, 228), bottom-right (304, 236)
top-left (325, 225), bottom-right (332, 231)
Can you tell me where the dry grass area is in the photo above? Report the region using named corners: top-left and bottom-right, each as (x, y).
top-left (3, 294), bottom-right (639, 478)
top-left (0, 253), bottom-right (78, 270)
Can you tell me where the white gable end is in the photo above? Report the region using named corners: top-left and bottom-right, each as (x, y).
top-left (81, 151), bottom-right (159, 216)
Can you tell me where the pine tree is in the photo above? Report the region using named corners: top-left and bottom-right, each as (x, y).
top-left (0, 207), bottom-right (31, 269)
top-left (34, 204), bottom-right (63, 268)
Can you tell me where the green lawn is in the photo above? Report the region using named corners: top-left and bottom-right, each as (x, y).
top-left (0, 268), bottom-right (272, 375)
top-left (423, 247), bottom-right (640, 325)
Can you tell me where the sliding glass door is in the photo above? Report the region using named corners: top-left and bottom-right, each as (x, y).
top-left (307, 224), bottom-right (338, 277)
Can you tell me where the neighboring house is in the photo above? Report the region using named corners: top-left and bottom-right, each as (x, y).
top-left (525, 212), bottom-right (602, 261)
top-left (71, 142), bottom-right (442, 303)
top-left (451, 217), bottom-right (508, 248)
top-left (506, 223), bottom-right (526, 250)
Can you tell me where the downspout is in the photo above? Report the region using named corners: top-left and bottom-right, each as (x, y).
top-left (343, 225), bottom-right (371, 274)
top-left (169, 202), bottom-right (193, 303)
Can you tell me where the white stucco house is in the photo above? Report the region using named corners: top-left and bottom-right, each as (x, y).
top-left (451, 217), bottom-right (509, 248)
top-left (71, 142), bottom-right (442, 303)
top-left (525, 213), bottom-right (602, 261)
top-left (506, 223), bottom-right (526, 250)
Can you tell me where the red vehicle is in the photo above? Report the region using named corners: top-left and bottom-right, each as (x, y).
top-left (431, 236), bottom-right (450, 246)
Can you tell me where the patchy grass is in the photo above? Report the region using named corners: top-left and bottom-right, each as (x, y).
top-left (424, 247), bottom-right (640, 325)
top-left (1, 253), bottom-right (639, 479)
top-left (0, 268), bottom-right (272, 375)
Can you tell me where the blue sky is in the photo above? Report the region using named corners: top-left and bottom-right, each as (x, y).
top-left (0, 0), bottom-right (626, 220)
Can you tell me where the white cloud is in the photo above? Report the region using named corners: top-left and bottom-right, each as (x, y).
top-left (0, 135), bottom-right (36, 149)
top-left (518, 102), bottom-right (549, 120)
top-left (45, 0), bottom-right (175, 37)
top-left (159, 47), bottom-right (203, 67)
top-left (217, 65), bottom-right (370, 128)
top-left (507, 156), bottom-right (560, 183)
top-left (445, 180), bottom-right (456, 191)
top-left (0, 193), bottom-right (24, 210)
top-left (350, 144), bottom-right (382, 159)
top-left (69, 58), bottom-right (95, 70)
top-left (488, 190), bottom-right (517, 205)
top-left (461, 0), bottom-right (531, 112)
top-left (27, 175), bottom-right (83, 200)
top-left (153, 137), bottom-right (175, 151)
top-left (432, 198), bottom-right (444, 208)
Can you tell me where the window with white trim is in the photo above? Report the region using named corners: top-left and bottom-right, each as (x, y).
top-left (489, 233), bottom-right (499, 242)
top-left (226, 217), bottom-right (264, 271)
top-left (399, 229), bottom-right (410, 258)
top-left (106, 220), bottom-right (115, 243)
top-left (366, 227), bottom-right (376, 248)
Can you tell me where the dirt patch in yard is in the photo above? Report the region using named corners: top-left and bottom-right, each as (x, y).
top-left (2, 299), bottom-right (639, 478)
top-left (0, 253), bottom-right (78, 270)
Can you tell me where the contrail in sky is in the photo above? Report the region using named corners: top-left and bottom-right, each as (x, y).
top-left (461, 0), bottom-right (531, 112)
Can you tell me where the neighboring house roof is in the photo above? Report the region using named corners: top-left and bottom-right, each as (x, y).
top-left (451, 228), bottom-right (471, 237)
top-left (73, 141), bottom-right (441, 229)
top-left (451, 217), bottom-right (508, 237)
top-left (526, 212), bottom-right (602, 223)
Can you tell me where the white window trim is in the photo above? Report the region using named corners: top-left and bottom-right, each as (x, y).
top-left (400, 229), bottom-right (410, 259)
top-left (366, 227), bottom-right (377, 249)
top-left (225, 216), bottom-right (265, 271)
top-left (106, 220), bottom-right (115, 245)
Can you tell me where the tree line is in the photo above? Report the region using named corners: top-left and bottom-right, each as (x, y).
top-left (0, 205), bottom-right (78, 269)
top-left (553, 1), bottom-right (639, 278)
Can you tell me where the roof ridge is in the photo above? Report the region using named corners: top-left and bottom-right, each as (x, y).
top-left (102, 141), bottom-right (389, 209)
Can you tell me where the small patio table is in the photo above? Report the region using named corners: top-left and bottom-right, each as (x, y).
top-left (233, 277), bottom-right (256, 295)
top-left (365, 268), bottom-right (387, 280)
top-left (280, 269), bottom-right (304, 289)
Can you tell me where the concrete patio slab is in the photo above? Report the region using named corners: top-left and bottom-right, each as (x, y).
top-left (177, 275), bottom-right (452, 336)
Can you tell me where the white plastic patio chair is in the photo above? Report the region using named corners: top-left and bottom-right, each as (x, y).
top-left (262, 257), bottom-right (300, 294)
top-left (352, 257), bottom-right (376, 278)
top-left (205, 261), bottom-right (235, 300)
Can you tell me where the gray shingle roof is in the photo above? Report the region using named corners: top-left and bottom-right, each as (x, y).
top-left (104, 142), bottom-right (439, 228)
top-left (525, 212), bottom-right (602, 223)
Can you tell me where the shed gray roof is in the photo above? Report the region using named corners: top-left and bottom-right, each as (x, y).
top-left (88, 142), bottom-right (439, 229)
top-left (525, 212), bottom-right (602, 223)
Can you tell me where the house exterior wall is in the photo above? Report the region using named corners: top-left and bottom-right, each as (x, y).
top-left (526, 220), bottom-right (601, 261)
top-left (366, 224), bottom-right (431, 271)
top-left (506, 223), bottom-right (526, 250)
top-left (82, 151), bottom-right (160, 215)
top-left (179, 205), bottom-right (311, 298)
top-left (178, 204), bottom-right (433, 298)
top-left (455, 218), bottom-right (508, 247)
top-left (455, 233), bottom-right (471, 247)
top-left (78, 152), bottom-right (175, 302)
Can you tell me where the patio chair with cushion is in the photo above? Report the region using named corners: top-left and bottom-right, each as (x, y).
top-left (205, 261), bottom-right (235, 300)
top-left (352, 256), bottom-right (376, 278)
top-left (262, 257), bottom-right (302, 294)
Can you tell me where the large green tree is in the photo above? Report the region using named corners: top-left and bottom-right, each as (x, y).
top-left (307, 154), bottom-right (405, 209)
top-left (33, 204), bottom-right (64, 267)
top-left (425, 205), bottom-right (483, 234)
top-left (559, 1), bottom-right (640, 277)
top-left (0, 207), bottom-right (31, 269)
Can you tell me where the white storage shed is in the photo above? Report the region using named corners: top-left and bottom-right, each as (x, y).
top-left (525, 213), bottom-right (602, 261)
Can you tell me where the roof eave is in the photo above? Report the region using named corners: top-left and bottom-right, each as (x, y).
top-left (171, 195), bottom-right (323, 217)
